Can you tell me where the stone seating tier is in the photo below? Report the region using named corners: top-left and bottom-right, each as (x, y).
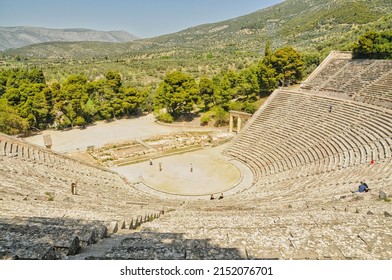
top-left (301, 52), bottom-right (392, 109)
top-left (97, 195), bottom-right (392, 259)
top-left (224, 90), bottom-right (392, 181)
top-left (0, 133), bottom-right (181, 259)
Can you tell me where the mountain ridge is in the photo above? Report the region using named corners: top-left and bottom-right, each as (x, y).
top-left (3, 0), bottom-right (390, 59)
top-left (0, 26), bottom-right (138, 50)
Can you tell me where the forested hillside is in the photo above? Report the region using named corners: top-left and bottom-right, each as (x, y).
top-left (1, 0), bottom-right (391, 85)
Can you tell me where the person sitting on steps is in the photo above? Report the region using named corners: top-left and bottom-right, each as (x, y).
top-left (351, 181), bottom-right (370, 193)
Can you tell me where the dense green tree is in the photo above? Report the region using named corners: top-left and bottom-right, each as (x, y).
top-left (302, 52), bottom-right (322, 77)
top-left (3, 87), bottom-right (20, 106)
top-left (121, 86), bottom-right (142, 115)
top-left (271, 46), bottom-right (304, 86)
top-left (89, 71), bottom-right (143, 120)
top-left (257, 60), bottom-right (277, 96)
top-left (105, 71), bottom-right (122, 90)
top-left (353, 31), bottom-right (392, 59)
top-left (257, 44), bottom-right (304, 95)
top-left (155, 71), bottom-right (199, 117)
top-left (236, 66), bottom-right (259, 102)
top-left (264, 40), bottom-right (272, 57)
top-left (257, 41), bottom-right (278, 96)
top-left (102, 71), bottom-right (123, 118)
top-left (1, 69), bottom-right (52, 129)
top-left (0, 71), bottom-right (8, 97)
top-left (17, 83), bottom-right (51, 129)
top-left (74, 116), bottom-right (86, 127)
top-left (0, 99), bottom-right (29, 135)
top-left (212, 70), bottom-right (236, 111)
top-left (139, 87), bottom-right (154, 113)
top-left (0, 43), bottom-right (306, 133)
top-left (0, 68), bottom-right (146, 133)
top-left (199, 77), bottom-right (215, 112)
top-left (27, 68), bottom-right (46, 84)
top-left (82, 98), bottom-right (98, 123)
top-left (53, 74), bottom-right (88, 128)
top-left (89, 79), bottom-right (110, 119)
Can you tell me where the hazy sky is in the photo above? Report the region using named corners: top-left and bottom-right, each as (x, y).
top-left (0, 0), bottom-right (283, 38)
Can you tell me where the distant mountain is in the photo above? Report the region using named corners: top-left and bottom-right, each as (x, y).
top-left (0, 26), bottom-right (138, 50)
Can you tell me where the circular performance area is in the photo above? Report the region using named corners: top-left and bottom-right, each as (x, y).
top-left (115, 149), bottom-right (242, 196)
top-left (141, 153), bottom-right (241, 195)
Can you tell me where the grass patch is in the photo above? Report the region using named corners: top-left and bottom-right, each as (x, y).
top-left (378, 197), bottom-right (391, 203)
top-left (44, 191), bottom-right (55, 201)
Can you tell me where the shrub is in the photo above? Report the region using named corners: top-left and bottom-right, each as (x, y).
top-left (156, 113), bottom-right (174, 123)
top-left (229, 101), bottom-right (243, 112)
top-left (211, 106), bottom-right (229, 127)
top-left (74, 116), bottom-right (86, 127)
top-left (200, 114), bottom-right (211, 126)
top-left (243, 102), bottom-right (257, 114)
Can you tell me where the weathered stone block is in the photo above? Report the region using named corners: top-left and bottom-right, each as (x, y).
top-left (93, 224), bottom-right (108, 240)
top-left (14, 244), bottom-right (58, 260)
top-left (105, 221), bottom-right (118, 235)
top-left (379, 191), bottom-right (387, 199)
top-left (53, 236), bottom-right (80, 256)
top-left (76, 230), bottom-right (95, 246)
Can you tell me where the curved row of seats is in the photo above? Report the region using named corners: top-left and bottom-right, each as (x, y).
top-left (111, 151), bottom-right (392, 259)
top-left (0, 133), bottom-right (180, 259)
top-left (100, 177), bottom-right (392, 259)
top-left (225, 90), bottom-right (392, 184)
top-left (301, 52), bottom-right (392, 109)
